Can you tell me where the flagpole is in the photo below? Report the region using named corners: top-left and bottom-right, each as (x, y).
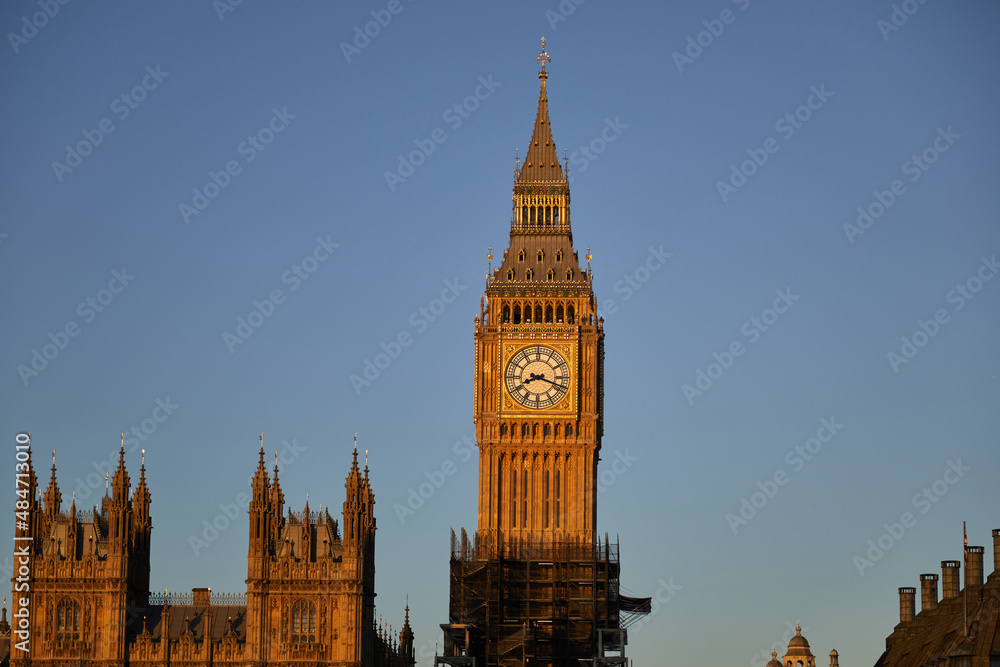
top-left (964, 521), bottom-right (968, 636)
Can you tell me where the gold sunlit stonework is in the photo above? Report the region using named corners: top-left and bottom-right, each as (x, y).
top-left (5, 438), bottom-right (415, 667)
top-left (440, 41), bottom-right (631, 667)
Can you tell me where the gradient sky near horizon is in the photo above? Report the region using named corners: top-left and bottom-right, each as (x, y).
top-left (2, 1), bottom-right (999, 665)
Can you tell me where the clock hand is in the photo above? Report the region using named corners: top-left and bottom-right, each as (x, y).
top-left (527, 373), bottom-right (564, 387)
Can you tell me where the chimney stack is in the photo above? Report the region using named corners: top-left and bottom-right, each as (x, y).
top-left (992, 529), bottom-right (1000, 577)
top-left (966, 546), bottom-right (984, 597)
top-left (898, 587), bottom-right (916, 623)
top-left (942, 560), bottom-right (960, 599)
top-left (192, 587), bottom-right (211, 607)
top-left (920, 573), bottom-right (938, 612)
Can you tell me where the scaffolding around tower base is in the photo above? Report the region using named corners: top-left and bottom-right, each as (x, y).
top-left (436, 528), bottom-right (640, 667)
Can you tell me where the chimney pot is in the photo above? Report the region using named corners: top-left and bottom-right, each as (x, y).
top-left (966, 546), bottom-right (984, 595)
top-left (992, 529), bottom-right (1000, 577)
top-left (941, 560), bottom-right (961, 599)
top-left (898, 587), bottom-right (916, 624)
top-left (920, 573), bottom-right (938, 612)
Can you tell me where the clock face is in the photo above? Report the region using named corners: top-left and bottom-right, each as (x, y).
top-left (505, 345), bottom-right (570, 409)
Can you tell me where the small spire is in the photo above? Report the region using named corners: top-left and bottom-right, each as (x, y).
top-left (105, 470), bottom-right (109, 495)
top-left (354, 432), bottom-right (358, 453)
top-left (586, 247), bottom-right (593, 275)
top-left (141, 448), bottom-right (145, 466)
top-left (487, 246), bottom-right (493, 274)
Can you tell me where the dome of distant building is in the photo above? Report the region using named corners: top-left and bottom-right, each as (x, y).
top-left (783, 624), bottom-right (816, 667)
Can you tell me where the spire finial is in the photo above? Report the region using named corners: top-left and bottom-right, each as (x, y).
top-left (105, 470), bottom-right (109, 493)
top-left (796, 623), bottom-right (802, 635)
top-left (141, 448), bottom-right (145, 465)
top-left (536, 36), bottom-right (551, 76)
top-left (487, 246), bottom-right (493, 274)
top-left (354, 432), bottom-right (358, 453)
top-left (52, 449), bottom-right (55, 465)
top-left (586, 247), bottom-right (593, 275)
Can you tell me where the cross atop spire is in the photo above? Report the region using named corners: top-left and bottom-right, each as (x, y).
top-left (536, 36), bottom-right (551, 77)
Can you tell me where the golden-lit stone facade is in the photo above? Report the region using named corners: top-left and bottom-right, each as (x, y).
top-left (439, 40), bottom-right (625, 667)
top-left (472, 54), bottom-right (605, 546)
top-left (5, 441), bottom-right (414, 667)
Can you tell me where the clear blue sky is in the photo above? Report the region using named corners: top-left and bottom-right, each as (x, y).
top-left (2, 1), bottom-right (998, 665)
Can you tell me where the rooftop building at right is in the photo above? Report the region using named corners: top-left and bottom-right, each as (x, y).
top-left (875, 527), bottom-right (1000, 667)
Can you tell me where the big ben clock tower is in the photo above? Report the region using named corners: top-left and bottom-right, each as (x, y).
top-left (438, 40), bottom-right (634, 667)
top-left (473, 40), bottom-right (603, 548)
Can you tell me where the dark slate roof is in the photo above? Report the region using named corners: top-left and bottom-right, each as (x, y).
top-left (875, 575), bottom-right (1000, 667)
top-left (128, 605), bottom-right (247, 642)
top-left (491, 237), bottom-right (588, 293)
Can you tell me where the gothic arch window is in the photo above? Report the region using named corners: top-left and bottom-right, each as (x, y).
top-left (525, 269), bottom-right (533, 282)
top-left (521, 423), bottom-right (529, 436)
top-left (545, 305), bottom-right (553, 322)
top-left (532, 423), bottom-right (539, 436)
top-left (555, 249), bottom-right (563, 262)
top-left (522, 469), bottom-right (529, 527)
top-left (507, 268), bottom-right (514, 281)
top-left (511, 469), bottom-right (518, 528)
top-left (518, 249), bottom-right (525, 262)
top-left (544, 470), bottom-right (550, 528)
top-left (554, 207), bottom-right (560, 224)
top-left (545, 205), bottom-right (552, 223)
top-left (543, 423), bottom-right (551, 436)
top-left (292, 599), bottom-right (317, 644)
top-left (554, 424), bottom-right (562, 436)
top-left (500, 423), bottom-right (508, 436)
top-left (556, 305), bottom-right (564, 323)
top-left (567, 305), bottom-right (575, 324)
top-left (502, 305), bottom-right (511, 323)
top-left (522, 206), bottom-right (528, 222)
top-left (534, 305), bottom-right (542, 322)
top-left (57, 598), bottom-right (81, 642)
top-left (555, 469), bottom-right (561, 528)
top-left (566, 269), bottom-right (574, 280)
top-left (566, 424), bottom-right (574, 436)
top-left (513, 304), bottom-right (521, 324)
top-left (546, 269), bottom-right (554, 281)
top-left (537, 250), bottom-right (544, 262)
